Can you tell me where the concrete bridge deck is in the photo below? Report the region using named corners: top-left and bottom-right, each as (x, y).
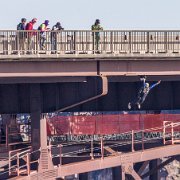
top-left (0, 55), bottom-right (180, 79)
top-left (0, 30), bottom-right (180, 78)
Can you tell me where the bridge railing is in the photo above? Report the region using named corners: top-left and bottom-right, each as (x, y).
top-left (1, 30), bottom-right (180, 56)
top-left (1, 121), bottom-right (179, 178)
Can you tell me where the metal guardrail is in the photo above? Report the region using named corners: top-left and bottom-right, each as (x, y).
top-left (1, 30), bottom-right (180, 56)
top-left (0, 121), bottom-right (179, 178)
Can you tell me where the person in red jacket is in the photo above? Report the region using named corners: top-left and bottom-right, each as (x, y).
top-left (26, 18), bottom-right (37, 54)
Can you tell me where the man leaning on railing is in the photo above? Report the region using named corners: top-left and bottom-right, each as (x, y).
top-left (51, 22), bottom-right (64, 54)
top-left (25, 18), bottom-right (37, 54)
top-left (38, 20), bottom-right (50, 50)
top-left (91, 19), bottom-right (103, 53)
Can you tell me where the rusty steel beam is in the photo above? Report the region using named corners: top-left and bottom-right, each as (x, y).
top-left (137, 161), bottom-right (149, 176)
top-left (58, 144), bottom-right (180, 177)
top-left (104, 146), bottom-right (119, 156)
top-left (122, 164), bottom-right (142, 180)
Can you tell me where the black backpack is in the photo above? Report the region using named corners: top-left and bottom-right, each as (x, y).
top-left (17, 23), bottom-right (23, 30)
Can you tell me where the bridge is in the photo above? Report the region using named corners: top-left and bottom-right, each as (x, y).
top-left (0, 30), bottom-right (180, 80)
top-left (0, 30), bottom-right (180, 179)
top-left (1, 118), bottom-right (180, 179)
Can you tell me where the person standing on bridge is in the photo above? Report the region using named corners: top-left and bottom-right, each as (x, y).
top-left (26, 18), bottom-right (37, 54)
top-left (16, 18), bottom-right (27, 54)
top-left (38, 20), bottom-right (50, 50)
top-left (91, 19), bottom-right (103, 53)
top-left (128, 76), bottom-right (161, 110)
top-left (51, 22), bottom-right (64, 54)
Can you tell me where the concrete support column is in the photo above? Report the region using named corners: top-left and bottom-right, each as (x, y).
top-left (30, 84), bottom-right (41, 151)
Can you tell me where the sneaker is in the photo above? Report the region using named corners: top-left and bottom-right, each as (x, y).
top-left (128, 103), bottom-right (131, 110)
top-left (137, 103), bottom-right (141, 109)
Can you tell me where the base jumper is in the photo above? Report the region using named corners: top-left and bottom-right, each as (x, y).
top-left (128, 77), bottom-right (161, 110)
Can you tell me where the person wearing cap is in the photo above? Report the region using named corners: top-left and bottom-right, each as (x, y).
top-left (26, 18), bottom-right (37, 54)
top-left (38, 20), bottom-right (50, 50)
top-left (91, 19), bottom-right (103, 53)
top-left (51, 22), bottom-right (64, 54)
top-left (17, 18), bottom-right (27, 54)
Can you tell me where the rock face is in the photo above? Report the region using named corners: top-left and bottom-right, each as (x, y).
top-left (165, 160), bottom-right (180, 180)
top-left (160, 159), bottom-right (180, 180)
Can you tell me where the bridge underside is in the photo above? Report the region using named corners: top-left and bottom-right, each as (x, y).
top-left (0, 78), bottom-right (180, 113)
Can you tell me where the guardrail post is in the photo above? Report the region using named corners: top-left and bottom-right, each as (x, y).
top-left (171, 123), bottom-right (174, 145)
top-left (100, 137), bottom-right (104, 159)
top-left (92, 32), bottom-right (95, 54)
top-left (16, 32), bottom-right (19, 54)
top-left (27, 153), bottom-right (30, 175)
top-left (49, 144), bottom-right (52, 157)
top-left (110, 31), bottom-right (113, 53)
top-left (59, 144), bottom-right (62, 165)
top-left (17, 153), bottom-right (20, 176)
top-left (131, 130), bottom-right (135, 152)
top-left (91, 138), bottom-right (94, 160)
top-left (142, 130), bottom-right (144, 151)
top-left (129, 32), bottom-right (132, 53)
top-left (73, 31), bottom-right (77, 54)
top-left (36, 31), bottom-right (39, 55)
top-left (9, 151), bottom-right (11, 176)
top-left (147, 32), bottom-right (150, 53)
top-left (163, 121), bottom-right (166, 145)
top-left (164, 31), bottom-right (168, 53)
top-left (6, 125), bottom-right (8, 148)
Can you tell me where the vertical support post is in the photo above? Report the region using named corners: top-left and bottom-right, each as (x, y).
top-left (129, 31), bottom-right (132, 53)
top-left (73, 31), bottom-right (77, 54)
top-left (6, 124), bottom-right (8, 148)
top-left (163, 121), bottom-right (166, 145)
top-left (164, 31), bottom-right (168, 53)
top-left (171, 123), bottom-right (174, 145)
top-left (17, 153), bottom-right (20, 176)
top-left (36, 31), bottom-right (39, 55)
top-left (92, 31), bottom-right (95, 54)
top-left (9, 151), bottom-right (11, 176)
top-left (91, 138), bottom-right (94, 160)
top-left (59, 144), bottom-right (62, 165)
top-left (100, 137), bottom-right (104, 159)
top-left (27, 153), bottom-right (30, 175)
top-left (142, 130), bottom-right (144, 151)
top-left (147, 31), bottom-right (150, 53)
top-left (110, 31), bottom-right (113, 53)
top-left (49, 144), bottom-right (52, 157)
top-left (121, 166), bottom-right (126, 180)
top-left (40, 115), bottom-right (48, 149)
top-left (30, 84), bottom-right (41, 151)
top-left (131, 130), bottom-right (135, 152)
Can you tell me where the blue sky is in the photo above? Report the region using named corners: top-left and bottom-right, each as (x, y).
top-left (1, 0), bottom-right (180, 30)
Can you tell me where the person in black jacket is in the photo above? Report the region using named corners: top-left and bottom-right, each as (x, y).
top-left (17, 18), bottom-right (27, 54)
top-left (51, 22), bottom-right (64, 54)
top-left (128, 76), bottom-right (161, 110)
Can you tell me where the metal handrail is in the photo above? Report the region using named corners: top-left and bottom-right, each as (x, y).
top-left (1, 30), bottom-right (180, 56)
top-left (2, 121), bottom-right (179, 178)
